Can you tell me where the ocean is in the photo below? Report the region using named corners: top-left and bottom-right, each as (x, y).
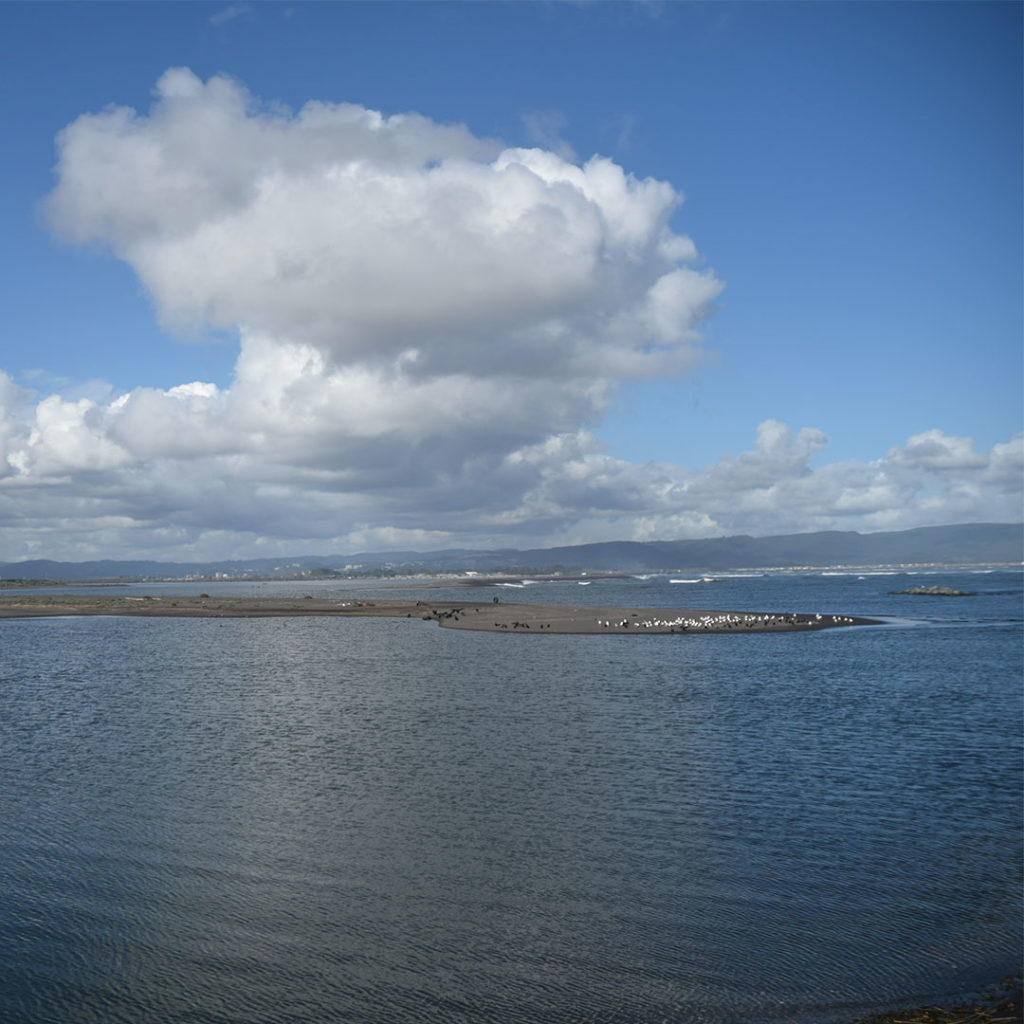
top-left (0, 567), bottom-right (1020, 1024)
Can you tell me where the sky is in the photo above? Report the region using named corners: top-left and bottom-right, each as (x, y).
top-left (0, 1), bottom-right (1020, 563)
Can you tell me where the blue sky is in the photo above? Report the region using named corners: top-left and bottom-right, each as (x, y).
top-left (0, 1), bottom-right (1020, 561)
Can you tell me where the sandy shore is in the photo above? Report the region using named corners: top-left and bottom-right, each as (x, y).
top-left (0, 594), bottom-right (881, 633)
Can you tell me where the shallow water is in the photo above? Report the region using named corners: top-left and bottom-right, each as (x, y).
top-left (0, 569), bottom-right (1020, 1023)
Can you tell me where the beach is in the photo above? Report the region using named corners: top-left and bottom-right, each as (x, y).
top-left (0, 593), bottom-right (880, 633)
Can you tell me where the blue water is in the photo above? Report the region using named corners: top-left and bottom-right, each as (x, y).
top-left (0, 568), bottom-right (1020, 1023)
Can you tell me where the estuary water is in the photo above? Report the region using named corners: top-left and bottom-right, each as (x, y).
top-left (0, 568), bottom-right (1020, 1024)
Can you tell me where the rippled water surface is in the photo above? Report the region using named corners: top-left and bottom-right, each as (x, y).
top-left (0, 569), bottom-right (1020, 1023)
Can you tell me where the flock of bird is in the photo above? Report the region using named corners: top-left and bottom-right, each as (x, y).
top-left (593, 611), bottom-right (859, 632)
top-left (420, 603), bottom-right (863, 633)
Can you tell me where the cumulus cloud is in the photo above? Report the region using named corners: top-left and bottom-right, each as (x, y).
top-left (887, 429), bottom-right (989, 471)
top-left (488, 422), bottom-right (1023, 546)
top-left (47, 69), bottom-right (712, 383)
top-left (1, 370), bottom-right (1018, 560)
top-left (0, 70), bottom-right (1018, 561)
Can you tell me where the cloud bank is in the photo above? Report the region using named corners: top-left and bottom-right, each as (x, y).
top-left (1, 70), bottom-right (1019, 561)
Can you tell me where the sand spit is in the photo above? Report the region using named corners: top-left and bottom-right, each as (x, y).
top-left (0, 595), bottom-right (881, 634)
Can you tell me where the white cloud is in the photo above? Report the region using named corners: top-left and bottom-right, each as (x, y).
top-left (0, 370), bottom-right (1019, 558)
top-left (208, 4), bottom-right (251, 27)
top-left (0, 70), bottom-right (1018, 562)
top-left (46, 69), bottom-right (713, 389)
top-left (887, 429), bottom-right (989, 471)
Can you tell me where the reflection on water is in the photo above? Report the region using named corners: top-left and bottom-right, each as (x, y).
top-left (0, 571), bottom-right (1020, 1024)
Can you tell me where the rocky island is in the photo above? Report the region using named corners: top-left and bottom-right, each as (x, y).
top-left (892, 585), bottom-right (974, 596)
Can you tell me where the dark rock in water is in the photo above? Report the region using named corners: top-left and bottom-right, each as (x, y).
top-left (891, 585), bottom-right (974, 596)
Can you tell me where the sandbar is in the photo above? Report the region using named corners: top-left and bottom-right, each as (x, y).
top-left (0, 594), bottom-right (881, 633)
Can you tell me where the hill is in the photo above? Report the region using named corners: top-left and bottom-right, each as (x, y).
top-left (0, 523), bottom-right (1019, 581)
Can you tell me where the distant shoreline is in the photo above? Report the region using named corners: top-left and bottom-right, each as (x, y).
top-left (2, 561), bottom-right (1017, 591)
top-left (0, 594), bottom-right (882, 634)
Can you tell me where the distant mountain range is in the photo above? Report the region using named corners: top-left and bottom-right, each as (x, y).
top-left (1, 523), bottom-right (1020, 581)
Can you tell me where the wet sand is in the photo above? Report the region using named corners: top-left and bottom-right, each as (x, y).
top-left (0, 594), bottom-right (881, 633)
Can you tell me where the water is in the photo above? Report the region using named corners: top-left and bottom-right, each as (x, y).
top-left (0, 569), bottom-right (1020, 1023)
